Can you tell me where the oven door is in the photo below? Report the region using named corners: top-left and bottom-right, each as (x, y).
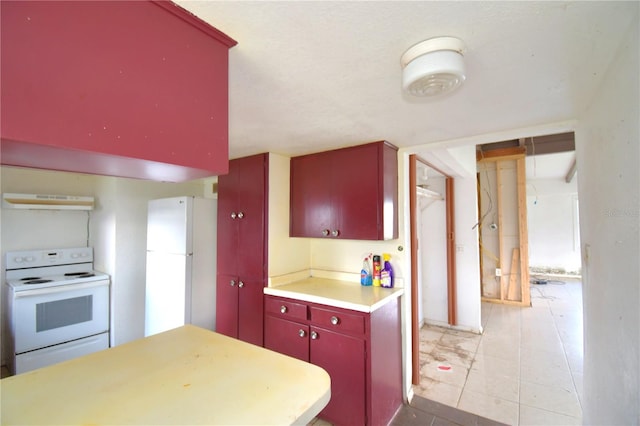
top-left (12, 280), bottom-right (110, 353)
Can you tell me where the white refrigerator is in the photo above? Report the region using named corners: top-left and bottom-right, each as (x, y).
top-left (145, 196), bottom-right (217, 337)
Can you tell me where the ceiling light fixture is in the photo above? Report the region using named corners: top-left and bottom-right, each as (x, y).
top-left (401, 36), bottom-right (466, 97)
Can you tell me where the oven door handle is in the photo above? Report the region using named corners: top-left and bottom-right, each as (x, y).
top-left (13, 280), bottom-right (110, 298)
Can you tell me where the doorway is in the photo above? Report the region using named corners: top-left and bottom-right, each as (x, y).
top-left (409, 154), bottom-right (456, 385)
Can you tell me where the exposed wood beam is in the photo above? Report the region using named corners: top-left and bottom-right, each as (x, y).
top-left (565, 158), bottom-right (577, 183)
top-left (477, 147), bottom-right (526, 162)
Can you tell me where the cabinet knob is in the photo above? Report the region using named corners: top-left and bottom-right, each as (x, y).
top-left (231, 212), bottom-right (237, 219)
top-left (330, 316), bottom-right (340, 325)
top-left (237, 211), bottom-right (244, 219)
top-left (321, 229), bottom-right (330, 237)
top-left (298, 329), bottom-right (306, 338)
top-left (230, 279), bottom-right (236, 287)
top-left (310, 331), bottom-right (318, 340)
top-left (238, 281), bottom-right (245, 288)
top-left (331, 230), bottom-right (340, 237)
top-left (280, 305), bottom-right (288, 314)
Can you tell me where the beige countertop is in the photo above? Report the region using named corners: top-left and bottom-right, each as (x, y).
top-left (265, 277), bottom-right (404, 312)
top-left (1, 325), bottom-right (330, 425)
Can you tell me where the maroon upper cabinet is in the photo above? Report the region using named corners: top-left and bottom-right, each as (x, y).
top-left (0, 1), bottom-right (236, 182)
top-left (290, 141), bottom-right (398, 240)
top-left (216, 154), bottom-right (268, 346)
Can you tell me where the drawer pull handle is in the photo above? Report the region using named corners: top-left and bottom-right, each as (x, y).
top-left (230, 280), bottom-right (236, 287)
top-left (330, 316), bottom-right (340, 325)
top-left (231, 212), bottom-right (237, 219)
top-left (321, 229), bottom-right (330, 237)
top-left (298, 329), bottom-right (306, 338)
top-left (310, 331), bottom-right (318, 340)
top-left (238, 281), bottom-right (244, 288)
top-left (280, 305), bottom-right (287, 314)
top-left (331, 230), bottom-right (340, 237)
top-left (237, 211), bottom-right (244, 219)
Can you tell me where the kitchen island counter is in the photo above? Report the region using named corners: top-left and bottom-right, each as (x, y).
top-left (264, 277), bottom-right (403, 313)
top-left (1, 325), bottom-right (330, 425)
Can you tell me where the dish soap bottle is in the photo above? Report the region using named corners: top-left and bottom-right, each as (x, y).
top-left (372, 255), bottom-right (382, 286)
top-left (360, 256), bottom-right (372, 286)
top-left (380, 253), bottom-right (394, 288)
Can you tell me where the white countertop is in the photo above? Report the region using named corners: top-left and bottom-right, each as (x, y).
top-left (1, 325), bottom-right (331, 425)
top-left (265, 277), bottom-right (404, 312)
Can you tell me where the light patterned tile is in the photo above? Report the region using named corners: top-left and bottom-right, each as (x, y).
top-left (439, 331), bottom-right (482, 354)
top-left (477, 336), bottom-right (520, 363)
top-left (519, 404), bottom-right (581, 425)
top-left (431, 344), bottom-right (474, 369)
top-left (420, 355), bottom-right (470, 388)
top-left (464, 368), bottom-right (519, 403)
top-left (420, 326), bottom-right (445, 344)
top-left (471, 351), bottom-right (520, 379)
top-left (419, 339), bottom-right (437, 355)
top-left (458, 388), bottom-right (519, 425)
top-left (520, 362), bottom-right (574, 389)
top-left (413, 378), bottom-right (463, 408)
top-left (520, 380), bottom-right (582, 418)
top-left (572, 372), bottom-right (584, 406)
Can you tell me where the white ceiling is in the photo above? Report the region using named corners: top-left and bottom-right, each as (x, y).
top-left (175, 1), bottom-right (636, 166)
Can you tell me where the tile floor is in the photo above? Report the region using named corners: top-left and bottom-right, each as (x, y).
top-left (414, 278), bottom-right (583, 425)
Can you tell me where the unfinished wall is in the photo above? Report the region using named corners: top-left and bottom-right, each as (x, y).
top-left (576, 16), bottom-right (639, 425)
top-left (477, 156), bottom-right (529, 305)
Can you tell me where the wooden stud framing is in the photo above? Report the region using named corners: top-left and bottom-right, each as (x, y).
top-left (477, 152), bottom-right (530, 307)
top-left (496, 161), bottom-right (506, 300)
top-left (516, 156), bottom-right (531, 306)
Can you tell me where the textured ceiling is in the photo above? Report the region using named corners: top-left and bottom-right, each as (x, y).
top-left (175, 1), bottom-right (637, 167)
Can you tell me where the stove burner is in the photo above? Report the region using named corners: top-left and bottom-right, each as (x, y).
top-left (24, 279), bottom-right (54, 285)
top-left (21, 277), bottom-right (41, 281)
top-left (65, 272), bottom-right (96, 278)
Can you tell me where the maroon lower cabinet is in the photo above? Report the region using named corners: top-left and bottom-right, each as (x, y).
top-left (216, 274), bottom-right (264, 346)
top-left (310, 326), bottom-right (366, 425)
top-left (216, 274), bottom-right (239, 339)
top-left (264, 316), bottom-right (309, 362)
top-left (263, 294), bottom-right (403, 426)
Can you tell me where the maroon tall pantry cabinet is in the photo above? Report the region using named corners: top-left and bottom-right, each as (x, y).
top-left (216, 154), bottom-right (268, 346)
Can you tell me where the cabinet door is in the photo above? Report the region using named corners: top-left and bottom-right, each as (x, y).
top-left (311, 327), bottom-right (366, 426)
top-left (332, 143), bottom-right (379, 240)
top-left (217, 163), bottom-right (239, 276)
top-left (290, 152), bottom-right (334, 238)
top-left (237, 277), bottom-right (265, 346)
top-left (216, 273), bottom-right (238, 338)
top-left (264, 316), bottom-right (309, 362)
top-left (236, 154), bottom-right (268, 278)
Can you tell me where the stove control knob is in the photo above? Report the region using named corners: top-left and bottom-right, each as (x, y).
top-left (26, 256), bottom-right (35, 262)
top-left (14, 257), bottom-right (23, 263)
top-left (71, 253), bottom-right (79, 258)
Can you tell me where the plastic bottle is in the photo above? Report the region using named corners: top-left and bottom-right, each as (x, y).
top-left (372, 255), bottom-right (381, 286)
top-left (360, 257), bottom-right (372, 286)
top-left (380, 253), bottom-right (394, 288)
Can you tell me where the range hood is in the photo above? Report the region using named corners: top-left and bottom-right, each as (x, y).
top-left (2, 193), bottom-right (94, 210)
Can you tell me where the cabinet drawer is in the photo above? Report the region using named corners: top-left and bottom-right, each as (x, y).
top-left (265, 296), bottom-right (308, 321)
top-left (309, 306), bottom-right (364, 335)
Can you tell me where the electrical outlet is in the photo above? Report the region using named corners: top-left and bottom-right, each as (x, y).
top-left (495, 268), bottom-right (502, 277)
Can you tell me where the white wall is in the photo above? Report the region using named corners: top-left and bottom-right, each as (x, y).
top-left (267, 153), bottom-right (311, 278)
top-left (526, 177), bottom-right (581, 274)
top-left (575, 16), bottom-right (639, 425)
top-left (0, 166), bottom-right (209, 364)
top-left (419, 175), bottom-right (448, 324)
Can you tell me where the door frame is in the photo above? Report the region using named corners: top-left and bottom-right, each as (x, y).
top-left (409, 154), bottom-right (457, 385)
